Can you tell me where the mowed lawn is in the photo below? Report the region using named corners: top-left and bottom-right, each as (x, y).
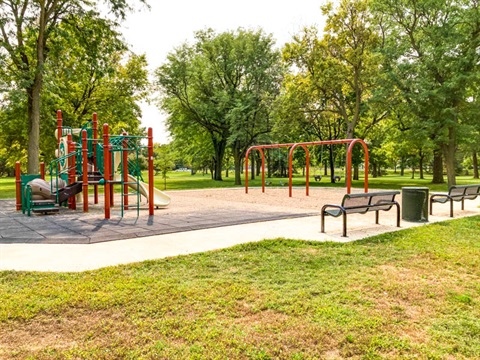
top-left (1, 216), bottom-right (479, 359)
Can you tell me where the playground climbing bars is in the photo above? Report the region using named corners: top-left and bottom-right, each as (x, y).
top-left (245, 139), bottom-right (369, 196)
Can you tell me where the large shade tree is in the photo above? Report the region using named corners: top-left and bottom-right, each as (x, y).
top-left (0, 6), bottom-right (149, 173)
top-left (155, 28), bottom-right (283, 183)
top-left (320, 0), bottom-right (382, 140)
top-left (372, 0), bottom-right (480, 187)
top-left (279, 0), bottom-right (383, 180)
top-left (0, 0), bottom-right (148, 174)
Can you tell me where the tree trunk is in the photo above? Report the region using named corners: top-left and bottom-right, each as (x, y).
top-left (411, 167), bottom-right (415, 179)
top-left (26, 4), bottom-right (49, 174)
top-left (267, 151), bottom-right (272, 178)
top-left (27, 84), bottom-right (41, 174)
top-left (432, 149), bottom-right (444, 184)
top-left (372, 163), bottom-right (378, 178)
top-left (419, 151), bottom-right (425, 180)
top-left (212, 138), bottom-right (226, 181)
top-left (329, 146), bottom-right (335, 183)
top-left (442, 127), bottom-right (456, 188)
top-left (250, 154), bottom-right (255, 180)
top-left (473, 151), bottom-right (479, 179)
top-left (353, 165), bottom-right (359, 181)
top-left (234, 151), bottom-right (242, 185)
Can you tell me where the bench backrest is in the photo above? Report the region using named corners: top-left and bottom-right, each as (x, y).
top-left (341, 191), bottom-right (400, 214)
top-left (370, 192), bottom-right (400, 211)
top-left (463, 185), bottom-right (480, 200)
top-left (449, 185), bottom-right (480, 200)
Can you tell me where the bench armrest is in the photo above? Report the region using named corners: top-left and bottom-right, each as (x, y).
top-left (321, 204), bottom-right (346, 218)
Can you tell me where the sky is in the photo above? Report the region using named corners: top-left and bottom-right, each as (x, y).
top-left (120, 0), bottom-right (329, 143)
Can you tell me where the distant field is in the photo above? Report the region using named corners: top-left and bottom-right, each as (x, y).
top-left (1, 170), bottom-right (478, 200)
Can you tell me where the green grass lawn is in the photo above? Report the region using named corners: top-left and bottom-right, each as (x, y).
top-left (1, 216), bottom-right (479, 358)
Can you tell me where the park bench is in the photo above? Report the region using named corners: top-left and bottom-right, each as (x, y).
top-left (321, 191), bottom-right (400, 237)
top-left (429, 184), bottom-right (480, 217)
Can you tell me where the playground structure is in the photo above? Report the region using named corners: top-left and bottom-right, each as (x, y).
top-left (245, 139), bottom-right (369, 196)
top-left (16, 110), bottom-right (170, 218)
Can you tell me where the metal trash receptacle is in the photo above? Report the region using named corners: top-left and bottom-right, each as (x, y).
top-left (402, 187), bottom-right (429, 222)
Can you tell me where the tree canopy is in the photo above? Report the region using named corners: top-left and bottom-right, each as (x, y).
top-left (155, 28), bottom-right (283, 183)
top-left (0, 0), bottom-right (148, 173)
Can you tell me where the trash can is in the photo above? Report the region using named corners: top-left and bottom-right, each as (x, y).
top-left (402, 187), bottom-right (429, 222)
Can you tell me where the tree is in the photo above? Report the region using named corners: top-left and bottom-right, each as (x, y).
top-left (46, 11), bottom-right (150, 133)
top-left (372, 0), bottom-right (480, 187)
top-left (0, 8), bottom-right (149, 173)
top-left (155, 28), bottom-right (283, 183)
top-left (320, 0), bottom-right (383, 140)
top-left (280, 27), bottom-right (346, 182)
top-left (0, 0), bottom-right (148, 174)
top-left (279, 0), bottom-right (383, 181)
top-left (153, 143), bottom-right (175, 190)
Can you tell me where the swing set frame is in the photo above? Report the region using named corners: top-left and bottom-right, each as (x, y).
top-left (245, 139), bottom-right (369, 197)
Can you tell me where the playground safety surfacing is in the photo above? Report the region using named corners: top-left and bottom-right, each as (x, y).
top-left (0, 188), bottom-right (319, 244)
top-left (0, 203), bottom-right (315, 244)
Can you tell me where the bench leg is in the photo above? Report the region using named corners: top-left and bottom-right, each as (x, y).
top-left (450, 199), bottom-right (454, 218)
top-left (395, 203), bottom-right (400, 227)
top-left (461, 199), bottom-right (465, 210)
top-left (342, 212), bottom-right (347, 237)
top-left (321, 212), bottom-right (325, 233)
top-left (375, 210), bottom-right (379, 224)
top-left (429, 198), bottom-right (433, 215)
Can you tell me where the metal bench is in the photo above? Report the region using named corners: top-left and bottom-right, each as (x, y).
top-left (430, 184), bottom-right (480, 217)
top-left (321, 191), bottom-right (400, 237)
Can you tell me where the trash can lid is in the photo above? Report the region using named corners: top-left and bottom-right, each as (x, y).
top-left (402, 187), bottom-right (429, 190)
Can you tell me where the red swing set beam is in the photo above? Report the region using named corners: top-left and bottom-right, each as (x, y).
top-left (245, 139), bottom-right (369, 196)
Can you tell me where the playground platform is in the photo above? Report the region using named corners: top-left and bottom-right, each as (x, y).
top-left (1, 187), bottom-right (479, 272)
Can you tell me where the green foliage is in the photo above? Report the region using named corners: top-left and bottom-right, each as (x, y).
top-left (371, 0), bottom-right (480, 186)
top-left (0, 2), bottom-right (150, 175)
top-left (153, 143), bottom-right (175, 189)
top-left (0, 0), bottom-right (148, 174)
top-left (155, 28), bottom-right (283, 183)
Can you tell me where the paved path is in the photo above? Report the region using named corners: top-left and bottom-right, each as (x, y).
top-left (1, 191), bottom-right (478, 272)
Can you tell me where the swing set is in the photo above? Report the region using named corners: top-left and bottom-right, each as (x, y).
top-left (245, 139), bottom-right (369, 197)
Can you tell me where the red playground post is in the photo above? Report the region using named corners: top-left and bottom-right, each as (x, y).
top-left (148, 127), bottom-right (154, 216)
top-left (15, 161), bottom-right (21, 211)
top-left (82, 130), bottom-right (89, 212)
top-left (92, 113), bottom-right (99, 204)
top-left (103, 123), bottom-right (111, 219)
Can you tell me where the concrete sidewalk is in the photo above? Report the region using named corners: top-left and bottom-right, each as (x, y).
top-left (2, 200), bottom-right (478, 272)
